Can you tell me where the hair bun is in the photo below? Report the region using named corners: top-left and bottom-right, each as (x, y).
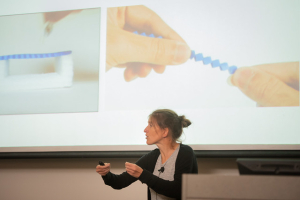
top-left (179, 115), bottom-right (191, 128)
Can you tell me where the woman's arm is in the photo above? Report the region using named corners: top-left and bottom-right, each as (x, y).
top-left (101, 149), bottom-right (160, 189)
top-left (102, 171), bottom-right (137, 189)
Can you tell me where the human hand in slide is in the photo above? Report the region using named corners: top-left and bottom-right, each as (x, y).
top-left (106, 5), bottom-right (191, 82)
top-left (230, 62), bottom-right (299, 107)
top-left (96, 163), bottom-right (111, 176)
top-left (125, 162), bottom-right (143, 178)
top-left (43, 10), bottom-right (82, 35)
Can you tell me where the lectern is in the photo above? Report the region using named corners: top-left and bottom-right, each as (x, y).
top-left (182, 175), bottom-right (300, 200)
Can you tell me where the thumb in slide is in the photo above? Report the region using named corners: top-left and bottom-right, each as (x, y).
top-left (230, 67), bottom-right (299, 107)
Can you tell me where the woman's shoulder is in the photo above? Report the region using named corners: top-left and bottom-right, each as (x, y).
top-left (149, 147), bottom-right (160, 156)
top-left (179, 143), bottom-right (196, 158)
top-left (179, 143), bottom-right (195, 153)
top-left (140, 147), bottom-right (160, 160)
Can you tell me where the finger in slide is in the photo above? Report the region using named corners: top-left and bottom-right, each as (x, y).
top-left (232, 67), bottom-right (299, 107)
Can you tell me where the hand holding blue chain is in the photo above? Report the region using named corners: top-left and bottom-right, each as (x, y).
top-left (230, 62), bottom-right (299, 107)
top-left (106, 6), bottom-right (190, 82)
top-left (134, 31), bottom-right (237, 75)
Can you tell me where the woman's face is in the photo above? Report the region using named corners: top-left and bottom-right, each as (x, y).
top-left (144, 118), bottom-right (164, 145)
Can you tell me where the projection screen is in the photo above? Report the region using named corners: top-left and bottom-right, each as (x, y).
top-left (0, 0), bottom-right (299, 155)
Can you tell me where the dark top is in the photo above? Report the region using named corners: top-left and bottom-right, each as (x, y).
top-left (102, 144), bottom-right (198, 200)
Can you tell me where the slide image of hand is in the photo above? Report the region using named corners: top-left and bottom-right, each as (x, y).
top-left (106, 5), bottom-right (191, 82)
top-left (230, 62), bottom-right (299, 107)
top-left (43, 10), bottom-right (82, 35)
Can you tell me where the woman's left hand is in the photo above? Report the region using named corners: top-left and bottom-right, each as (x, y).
top-left (125, 162), bottom-right (143, 178)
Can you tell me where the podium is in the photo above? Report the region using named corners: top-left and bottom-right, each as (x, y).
top-left (182, 175), bottom-right (300, 200)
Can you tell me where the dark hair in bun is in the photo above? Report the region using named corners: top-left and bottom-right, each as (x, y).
top-left (149, 109), bottom-right (191, 142)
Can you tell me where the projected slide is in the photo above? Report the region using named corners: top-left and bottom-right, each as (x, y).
top-left (105, 3), bottom-right (299, 110)
top-left (0, 0), bottom-right (299, 152)
top-left (0, 8), bottom-right (100, 115)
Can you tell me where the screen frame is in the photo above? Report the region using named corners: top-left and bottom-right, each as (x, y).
top-left (1, 150), bottom-right (300, 159)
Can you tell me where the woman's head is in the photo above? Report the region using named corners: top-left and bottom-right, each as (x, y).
top-left (148, 109), bottom-right (191, 143)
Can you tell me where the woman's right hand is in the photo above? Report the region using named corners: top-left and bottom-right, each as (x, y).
top-left (96, 163), bottom-right (111, 176)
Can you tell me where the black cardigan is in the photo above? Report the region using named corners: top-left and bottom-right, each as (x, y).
top-left (102, 144), bottom-right (198, 200)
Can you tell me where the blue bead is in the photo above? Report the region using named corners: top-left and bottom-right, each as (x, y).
top-left (203, 57), bottom-right (211, 65)
top-left (63, 51), bottom-right (70, 55)
top-left (149, 33), bottom-right (155, 38)
top-left (190, 50), bottom-right (195, 59)
top-left (228, 66), bottom-right (237, 74)
top-left (211, 60), bottom-right (220, 68)
top-left (194, 53), bottom-right (203, 61)
top-left (157, 36), bottom-right (163, 39)
top-left (141, 32), bottom-right (147, 36)
top-left (220, 63), bottom-right (228, 71)
top-left (133, 31), bottom-right (139, 34)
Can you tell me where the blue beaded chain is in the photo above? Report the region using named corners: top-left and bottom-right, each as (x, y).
top-left (133, 31), bottom-right (237, 74)
top-left (190, 50), bottom-right (237, 74)
top-left (0, 51), bottom-right (72, 60)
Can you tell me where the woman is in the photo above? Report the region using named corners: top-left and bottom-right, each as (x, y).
top-left (96, 109), bottom-right (198, 200)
